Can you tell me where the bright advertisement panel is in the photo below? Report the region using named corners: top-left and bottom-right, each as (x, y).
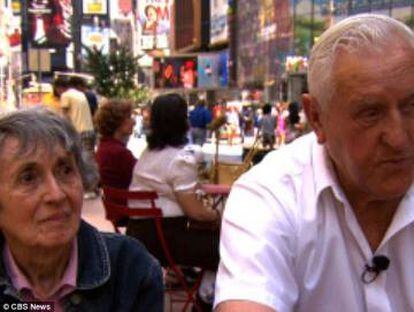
top-left (83, 0), bottom-right (107, 15)
top-left (81, 25), bottom-right (110, 55)
top-left (218, 50), bottom-right (228, 87)
top-left (137, 0), bottom-right (171, 50)
top-left (109, 0), bottom-right (133, 19)
top-left (153, 57), bottom-right (197, 89)
top-left (112, 18), bottom-right (134, 52)
top-left (197, 50), bottom-right (228, 88)
top-left (210, 0), bottom-right (228, 45)
top-left (11, 0), bottom-right (21, 14)
top-left (28, 0), bottom-right (72, 47)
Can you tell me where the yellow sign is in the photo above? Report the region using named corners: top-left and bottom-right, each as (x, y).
top-left (83, 0), bottom-right (107, 15)
top-left (87, 4), bottom-right (102, 14)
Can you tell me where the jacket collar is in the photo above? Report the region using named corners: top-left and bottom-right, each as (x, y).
top-left (0, 220), bottom-right (110, 294)
top-left (76, 221), bottom-right (111, 289)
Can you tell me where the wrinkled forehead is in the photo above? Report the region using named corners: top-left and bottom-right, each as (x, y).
top-left (331, 42), bottom-right (414, 91)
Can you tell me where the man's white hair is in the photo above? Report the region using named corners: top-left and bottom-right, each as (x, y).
top-left (308, 14), bottom-right (414, 109)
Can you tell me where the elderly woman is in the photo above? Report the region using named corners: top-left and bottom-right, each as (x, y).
top-left (0, 108), bottom-right (163, 311)
top-left (128, 93), bottom-right (220, 310)
top-left (95, 100), bottom-right (137, 189)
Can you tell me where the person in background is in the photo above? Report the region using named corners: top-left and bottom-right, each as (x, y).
top-left (0, 108), bottom-right (163, 311)
top-left (275, 102), bottom-right (287, 147)
top-left (128, 93), bottom-right (220, 311)
top-left (215, 14), bottom-right (414, 312)
top-left (226, 106), bottom-right (240, 146)
top-left (259, 103), bottom-right (277, 149)
top-left (53, 77), bottom-right (95, 160)
top-left (94, 100), bottom-right (137, 190)
top-left (69, 76), bottom-right (98, 118)
top-left (189, 99), bottom-right (212, 146)
top-left (141, 104), bottom-right (151, 137)
top-left (241, 106), bottom-right (255, 138)
top-left (285, 101), bottom-right (305, 143)
top-left (54, 77), bottom-right (97, 198)
top-left (44, 83), bottom-right (62, 114)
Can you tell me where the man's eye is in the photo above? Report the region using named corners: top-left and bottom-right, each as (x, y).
top-left (400, 102), bottom-right (414, 114)
top-left (358, 108), bottom-right (381, 124)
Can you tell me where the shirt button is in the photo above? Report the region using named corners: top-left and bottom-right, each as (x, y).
top-left (70, 293), bottom-right (82, 305)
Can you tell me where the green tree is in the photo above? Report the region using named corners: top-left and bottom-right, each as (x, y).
top-left (83, 46), bottom-right (150, 106)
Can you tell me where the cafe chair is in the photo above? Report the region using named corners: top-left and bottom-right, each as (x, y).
top-left (101, 186), bottom-right (205, 312)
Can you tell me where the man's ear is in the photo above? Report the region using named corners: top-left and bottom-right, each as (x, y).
top-left (302, 94), bottom-right (327, 144)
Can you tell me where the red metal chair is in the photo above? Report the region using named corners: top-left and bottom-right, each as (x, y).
top-left (101, 186), bottom-right (204, 312)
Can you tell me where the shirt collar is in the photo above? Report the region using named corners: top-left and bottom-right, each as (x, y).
top-left (311, 138), bottom-right (351, 204)
top-left (311, 136), bottom-right (414, 242)
top-left (311, 139), bottom-right (337, 196)
top-left (3, 240), bottom-right (78, 300)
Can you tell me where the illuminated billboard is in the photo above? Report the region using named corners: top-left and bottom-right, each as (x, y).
top-left (81, 25), bottom-right (110, 55)
top-left (28, 0), bottom-right (72, 47)
top-left (109, 0), bottom-right (133, 19)
top-left (210, 0), bottom-right (228, 45)
top-left (137, 0), bottom-right (172, 50)
top-left (197, 51), bottom-right (228, 89)
top-left (83, 0), bottom-right (107, 15)
top-left (153, 57), bottom-right (197, 89)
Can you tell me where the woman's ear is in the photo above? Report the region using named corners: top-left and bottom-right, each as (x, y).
top-left (302, 94), bottom-right (327, 144)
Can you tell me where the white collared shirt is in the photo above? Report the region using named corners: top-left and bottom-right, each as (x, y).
top-left (214, 133), bottom-right (414, 312)
top-left (129, 145), bottom-right (199, 217)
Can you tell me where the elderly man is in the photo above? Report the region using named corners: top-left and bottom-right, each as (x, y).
top-left (214, 14), bottom-right (414, 312)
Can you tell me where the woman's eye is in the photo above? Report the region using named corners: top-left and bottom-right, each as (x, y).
top-left (57, 163), bottom-right (74, 177)
top-left (18, 171), bottom-right (37, 185)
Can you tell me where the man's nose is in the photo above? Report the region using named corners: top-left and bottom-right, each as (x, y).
top-left (382, 111), bottom-right (410, 150)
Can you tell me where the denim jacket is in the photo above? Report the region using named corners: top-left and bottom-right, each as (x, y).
top-left (0, 221), bottom-right (164, 311)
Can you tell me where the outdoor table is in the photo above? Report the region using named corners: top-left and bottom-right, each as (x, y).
top-left (199, 183), bottom-right (231, 211)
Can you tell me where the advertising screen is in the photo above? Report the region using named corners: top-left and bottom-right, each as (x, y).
top-left (210, 0), bottom-right (228, 45)
top-left (218, 50), bottom-right (229, 87)
top-left (153, 57), bottom-right (197, 89)
top-left (109, 0), bottom-right (133, 20)
top-left (137, 0), bottom-right (171, 50)
top-left (81, 25), bottom-right (110, 55)
top-left (197, 50), bottom-right (228, 89)
top-left (11, 0), bottom-right (21, 14)
top-left (83, 0), bottom-right (107, 15)
top-left (28, 0), bottom-right (72, 47)
top-left (112, 19), bottom-right (134, 52)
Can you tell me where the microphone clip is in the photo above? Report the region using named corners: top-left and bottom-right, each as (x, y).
top-left (361, 255), bottom-right (390, 284)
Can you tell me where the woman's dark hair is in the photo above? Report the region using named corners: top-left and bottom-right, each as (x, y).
top-left (147, 93), bottom-right (189, 150)
top-left (94, 100), bottom-right (133, 137)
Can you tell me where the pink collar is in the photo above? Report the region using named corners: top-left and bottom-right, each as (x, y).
top-left (3, 240), bottom-right (78, 301)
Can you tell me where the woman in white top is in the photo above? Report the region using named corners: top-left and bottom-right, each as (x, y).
top-left (127, 93), bottom-right (220, 270)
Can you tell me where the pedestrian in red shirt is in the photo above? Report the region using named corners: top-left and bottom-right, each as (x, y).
top-left (94, 100), bottom-right (137, 189)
